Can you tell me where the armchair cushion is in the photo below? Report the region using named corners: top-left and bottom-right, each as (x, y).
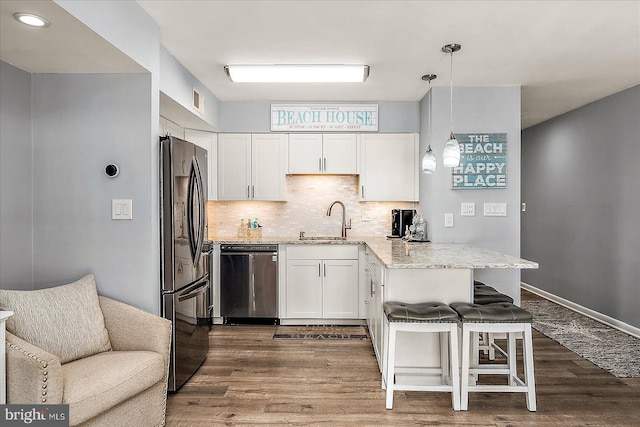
top-left (62, 351), bottom-right (165, 425)
top-left (0, 274), bottom-right (111, 363)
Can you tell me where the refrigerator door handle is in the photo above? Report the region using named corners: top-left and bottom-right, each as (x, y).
top-left (187, 157), bottom-right (206, 267)
top-left (178, 275), bottom-right (209, 302)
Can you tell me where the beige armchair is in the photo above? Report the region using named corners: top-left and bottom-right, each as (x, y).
top-left (4, 293), bottom-right (172, 426)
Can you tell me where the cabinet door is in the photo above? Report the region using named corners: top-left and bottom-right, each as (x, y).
top-left (322, 134), bottom-right (358, 174)
top-left (360, 133), bottom-right (418, 201)
top-left (288, 134), bottom-right (323, 174)
top-left (251, 134), bottom-right (287, 200)
top-left (286, 259), bottom-right (323, 318)
top-left (218, 134), bottom-right (251, 200)
top-left (184, 129), bottom-right (217, 200)
top-left (372, 278), bottom-right (384, 371)
top-left (322, 260), bottom-right (359, 318)
top-left (161, 116), bottom-right (184, 139)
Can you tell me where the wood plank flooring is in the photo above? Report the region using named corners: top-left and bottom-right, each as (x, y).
top-left (166, 291), bottom-right (640, 426)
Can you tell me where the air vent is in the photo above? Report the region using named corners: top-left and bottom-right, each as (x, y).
top-left (193, 88), bottom-right (204, 114)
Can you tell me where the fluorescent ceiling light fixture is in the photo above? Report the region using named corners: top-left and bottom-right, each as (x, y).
top-left (14, 12), bottom-right (50, 27)
top-left (224, 65), bottom-right (370, 83)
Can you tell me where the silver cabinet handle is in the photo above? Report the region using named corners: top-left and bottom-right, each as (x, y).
top-left (323, 157), bottom-right (327, 171)
top-left (318, 263), bottom-right (321, 277)
top-left (361, 185), bottom-right (365, 198)
top-left (319, 158), bottom-right (322, 172)
top-left (247, 185), bottom-right (250, 199)
top-left (252, 185), bottom-right (255, 199)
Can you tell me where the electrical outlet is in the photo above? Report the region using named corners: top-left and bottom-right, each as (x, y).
top-left (444, 213), bottom-right (454, 227)
top-left (461, 202), bottom-right (475, 216)
top-left (361, 211), bottom-right (372, 222)
top-left (483, 203), bottom-right (507, 217)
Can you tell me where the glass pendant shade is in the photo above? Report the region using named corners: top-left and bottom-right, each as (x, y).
top-left (421, 146), bottom-right (437, 174)
top-left (442, 132), bottom-right (461, 167)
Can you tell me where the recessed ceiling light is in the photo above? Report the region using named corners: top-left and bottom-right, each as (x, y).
top-left (224, 64), bottom-right (370, 83)
top-left (14, 12), bottom-right (50, 28)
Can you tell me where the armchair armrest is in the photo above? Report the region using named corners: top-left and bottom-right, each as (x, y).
top-left (6, 331), bottom-right (63, 404)
top-left (98, 296), bottom-right (172, 361)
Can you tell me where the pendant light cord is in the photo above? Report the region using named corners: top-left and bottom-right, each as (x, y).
top-left (450, 50), bottom-right (454, 134)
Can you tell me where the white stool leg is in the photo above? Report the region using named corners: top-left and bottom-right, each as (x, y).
top-left (508, 331), bottom-right (517, 386)
top-left (460, 324), bottom-right (470, 411)
top-left (523, 324), bottom-right (537, 411)
top-left (449, 323), bottom-right (461, 411)
top-left (488, 333), bottom-right (496, 360)
top-left (385, 323), bottom-right (397, 410)
top-left (481, 332), bottom-right (489, 355)
top-left (471, 331), bottom-right (480, 381)
top-left (440, 331), bottom-right (449, 384)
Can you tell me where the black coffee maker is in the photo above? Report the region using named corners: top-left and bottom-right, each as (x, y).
top-left (390, 209), bottom-right (416, 238)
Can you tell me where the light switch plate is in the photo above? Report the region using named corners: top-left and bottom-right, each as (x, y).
top-left (461, 202), bottom-right (475, 216)
top-left (483, 203), bottom-right (507, 217)
top-left (444, 213), bottom-right (454, 227)
top-left (112, 199), bottom-right (133, 220)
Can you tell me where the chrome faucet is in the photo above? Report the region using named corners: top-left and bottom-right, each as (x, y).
top-left (326, 200), bottom-right (351, 238)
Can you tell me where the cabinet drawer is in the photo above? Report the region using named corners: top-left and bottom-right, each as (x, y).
top-left (287, 244), bottom-right (359, 260)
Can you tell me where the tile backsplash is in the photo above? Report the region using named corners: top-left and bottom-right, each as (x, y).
top-left (207, 175), bottom-right (417, 238)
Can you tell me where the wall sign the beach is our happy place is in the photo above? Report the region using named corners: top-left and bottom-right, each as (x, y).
top-left (452, 133), bottom-right (507, 189)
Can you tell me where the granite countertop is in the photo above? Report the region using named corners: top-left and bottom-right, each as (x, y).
top-left (209, 235), bottom-right (538, 270)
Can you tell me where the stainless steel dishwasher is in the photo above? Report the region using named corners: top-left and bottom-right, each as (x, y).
top-left (219, 244), bottom-right (279, 324)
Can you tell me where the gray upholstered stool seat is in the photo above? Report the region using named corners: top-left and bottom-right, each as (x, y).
top-left (473, 292), bottom-right (515, 305)
top-left (451, 302), bottom-right (531, 322)
top-left (450, 302), bottom-right (536, 412)
top-left (384, 302), bottom-right (459, 323)
top-left (383, 301), bottom-right (460, 411)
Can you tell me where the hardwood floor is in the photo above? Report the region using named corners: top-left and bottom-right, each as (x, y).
top-left (166, 291), bottom-right (640, 426)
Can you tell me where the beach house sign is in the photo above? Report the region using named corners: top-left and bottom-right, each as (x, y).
top-left (271, 104), bottom-right (378, 132)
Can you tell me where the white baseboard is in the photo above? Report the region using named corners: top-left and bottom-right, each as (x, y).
top-left (521, 282), bottom-right (640, 339)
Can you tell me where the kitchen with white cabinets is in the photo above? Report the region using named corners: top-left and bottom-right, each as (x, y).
top-left (4, 1), bottom-right (638, 424)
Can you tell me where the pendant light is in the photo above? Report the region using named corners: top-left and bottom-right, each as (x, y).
top-left (442, 43), bottom-right (461, 168)
top-left (421, 74), bottom-right (437, 174)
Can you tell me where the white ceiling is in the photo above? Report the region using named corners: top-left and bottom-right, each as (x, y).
top-left (0, 1), bottom-right (145, 74)
top-left (1, 1), bottom-right (638, 129)
top-left (137, 0), bottom-right (640, 128)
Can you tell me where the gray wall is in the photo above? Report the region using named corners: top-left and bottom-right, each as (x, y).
top-left (0, 61), bottom-right (33, 290)
top-left (160, 46), bottom-right (220, 130)
top-left (220, 101), bottom-right (420, 132)
top-left (522, 85), bottom-right (640, 328)
top-left (419, 86), bottom-right (523, 302)
top-left (29, 73), bottom-right (157, 313)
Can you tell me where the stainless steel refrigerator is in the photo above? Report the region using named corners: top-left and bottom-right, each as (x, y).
top-left (160, 135), bottom-right (211, 392)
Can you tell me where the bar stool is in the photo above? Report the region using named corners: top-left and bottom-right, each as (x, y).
top-left (383, 301), bottom-right (460, 411)
top-left (451, 302), bottom-right (536, 411)
top-left (473, 282), bottom-right (514, 360)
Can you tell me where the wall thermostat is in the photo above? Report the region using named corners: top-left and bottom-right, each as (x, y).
top-left (105, 164), bottom-right (119, 178)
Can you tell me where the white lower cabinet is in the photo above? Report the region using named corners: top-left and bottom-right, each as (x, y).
top-left (364, 250), bottom-right (385, 371)
top-left (285, 245), bottom-right (359, 319)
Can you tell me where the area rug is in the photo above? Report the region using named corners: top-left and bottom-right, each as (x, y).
top-left (521, 299), bottom-right (640, 378)
top-left (273, 326), bottom-right (368, 340)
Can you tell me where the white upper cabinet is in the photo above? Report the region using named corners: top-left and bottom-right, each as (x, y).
top-left (288, 133), bottom-right (358, 174)
top-left (359, 133), bottom-right (419, 201)
top-left (217, 133), bottom-right (287, 201)
top-left (184, 129), bottom-right (217, 201)
top-left (159, 116), bottom-right (184, 139)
